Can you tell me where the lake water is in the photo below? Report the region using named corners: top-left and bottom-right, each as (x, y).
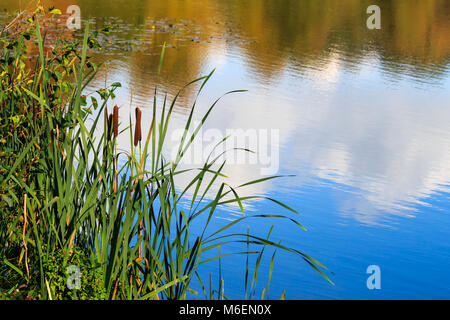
top-left (2, 0), bottom-right (450, 299)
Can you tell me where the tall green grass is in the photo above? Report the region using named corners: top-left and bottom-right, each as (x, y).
top-left (0, 10), bottom-right (332, 300)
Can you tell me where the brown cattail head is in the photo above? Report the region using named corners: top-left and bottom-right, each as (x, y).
top-left (113, 105), bottom-right (119, 138)
top-left (134, 107), bottom-right (142, 147)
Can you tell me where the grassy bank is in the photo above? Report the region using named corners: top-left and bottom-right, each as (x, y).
top-left (0, 8), bottom-right (331, 300)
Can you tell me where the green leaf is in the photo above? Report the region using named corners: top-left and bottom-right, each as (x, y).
top-left (50, 8), bottom-right (62, 15)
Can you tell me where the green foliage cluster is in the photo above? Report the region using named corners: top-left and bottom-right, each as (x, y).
top-left (0, 8), bottom-right (108, 300)
top-left (0, 7), bottom-right (106, 214)
top-left (41, 245), bottom-right (107, 300)
top-left (1, 245), bottom-right (106, 300)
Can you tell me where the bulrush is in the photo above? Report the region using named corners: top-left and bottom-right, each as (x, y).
top-left (134, 107), bottom-right (142, 146)
top-left (113, 105), bottom-right (119, 138)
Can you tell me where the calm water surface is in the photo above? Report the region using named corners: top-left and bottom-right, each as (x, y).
top-left (2, 0), bottom-right (450, 299)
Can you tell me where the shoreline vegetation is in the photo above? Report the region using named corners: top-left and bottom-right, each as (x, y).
top-left (0, 7), bottom-right (332, 300)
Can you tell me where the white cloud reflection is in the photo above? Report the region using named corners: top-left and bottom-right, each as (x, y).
top-left (91, 49), bottom-right (450, 225)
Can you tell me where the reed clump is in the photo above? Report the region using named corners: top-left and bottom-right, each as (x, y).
top-left (0, 8), bottom-right (332, 300)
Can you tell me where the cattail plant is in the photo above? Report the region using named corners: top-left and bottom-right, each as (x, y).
top-left (134, 107), bottom-right (142, 147)
top-left (113, 105), bottom-right (119, 139)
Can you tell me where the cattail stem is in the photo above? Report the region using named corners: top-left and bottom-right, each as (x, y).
top-left (107, 113), bottom-right (113, 141)
top-left (105, 107), bottom-right (112, 141)
top-left (113, 105), bottom-right (119, 192)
